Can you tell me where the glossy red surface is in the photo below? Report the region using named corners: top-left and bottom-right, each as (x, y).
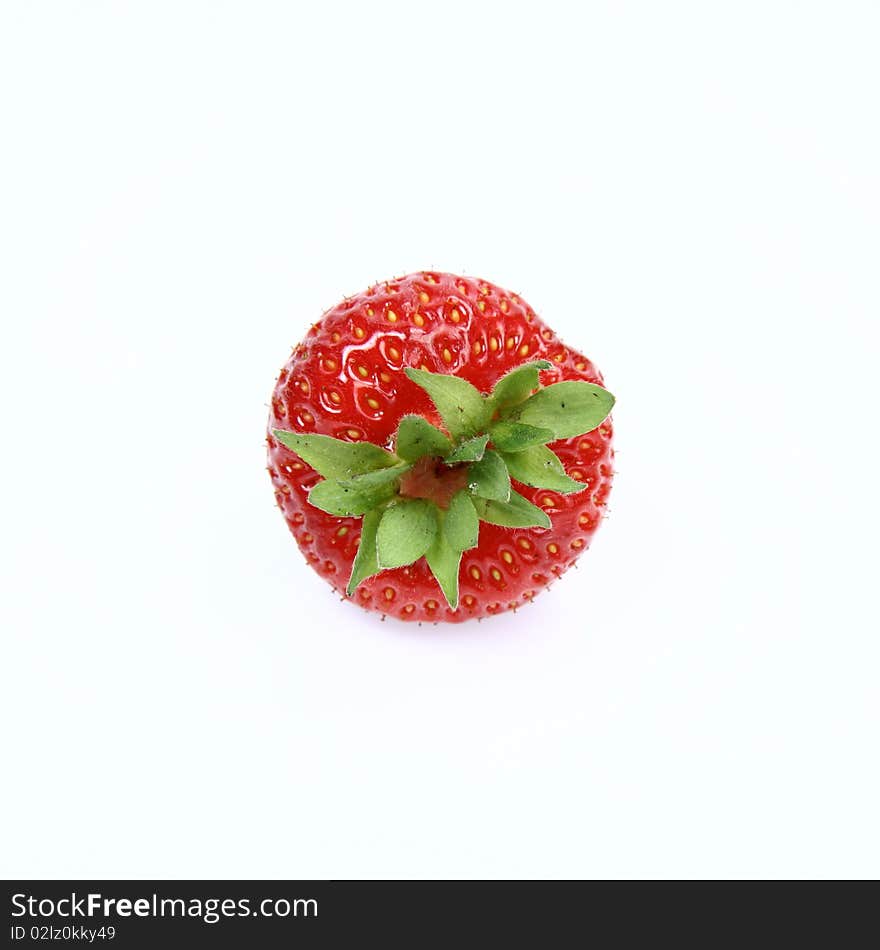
top-left (267, 272), bottom-right (614, 623)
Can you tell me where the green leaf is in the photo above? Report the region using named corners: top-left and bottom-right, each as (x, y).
top-left (472, 490), bottom-right (551, 529)
top-left (446, 433), bottom-right (489, 464)
top-left (339, 463), bottom-right (410, 492)
top-left (444, 491), bottom-right (480, 552)
top-left (505, 381), bottom-right (615, 440)
top-left (467, 449), bottom-right (511, 502)
top-left (425, 528), bottom-right (462, 610)
top-left (502, 445), bottom-right (585, 494)
top-left (308, 478), bottom-right (395, 516)
top-left (376, 499), bottom-right (438, 570)
top-left (489, 421), bottom-right (556, 453)
top-left (272, 430), bottom-right (397, 479)
top-left (486, 360), bottom-right (552, 414)
top-left (346, 509), bottom-right (382, 595)
top-left (395, 416), bottom-right (452, 462)
top-left (405, 368), bottom-right (489, 440)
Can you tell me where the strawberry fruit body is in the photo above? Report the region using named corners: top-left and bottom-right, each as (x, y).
top-left (267, 272), bottom-right (614, 623)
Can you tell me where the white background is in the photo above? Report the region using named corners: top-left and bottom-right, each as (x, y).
top-left (2, 1), bottom-right (878, 879)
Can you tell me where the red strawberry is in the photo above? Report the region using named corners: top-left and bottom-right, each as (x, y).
top-left (267, 272), bottom-right (614, 623)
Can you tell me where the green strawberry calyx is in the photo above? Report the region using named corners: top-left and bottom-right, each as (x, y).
top-left (273, 360), bottom-right (614, 610)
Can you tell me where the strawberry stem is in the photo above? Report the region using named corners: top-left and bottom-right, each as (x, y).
top-left (273, 361), bottom-right (615, 609)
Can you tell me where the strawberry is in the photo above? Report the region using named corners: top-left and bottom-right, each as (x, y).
top-left (267, 272), bottom-right (615, 623)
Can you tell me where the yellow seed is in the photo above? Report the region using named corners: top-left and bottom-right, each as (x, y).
top-left (449, 307), bottom-right (461, 323)
top-left (302, 532), bottom-right (313, 543)
top-left (337, 526), bottom-right (349, 537)
top-left (299, 380), bottom-right (310, 393)
top-left (424, 274), bottom-right (437, 284)
top-left (477, 300), bottom-right (486, 312)
top-left (403, 604), bottom-right (415, 614)
top-left (547, 543), bottom-right (559, 555)
top-left (357, 365), bottom-right (369, 378)
top-left (579, 514), bottom-right (591, 527)
top-left (500, 300), bottom-right (509, 313)
top-left (571, 539), bottom-right (585, 550)
top-left (354, 326), bottom-right (366, 339)
top-left (506, 337), bottom-right (515, 350)
top-left (331, 331), bottom-right (341, 343)
top-left (418, 291), bottom-right (429, 304)
top-left (553, 352), bottom-right (565, 362)
top-left (347, 428), bottom-right (361, 440)
top-left (387, 310), bottom-right (398, 322)
top-left (575, 361), bottom-right (586, 370)
top-left (379, 371), bottom-right (391, 383)
top-left (542, 330), bottom-right (553, 340)
top-left (501, 551), bottom-right (513, 564)
top-left (470, 566), bottom-right (482, 581)
top-left (329, 391), bottom-right (341, 403)
top-left (322, 357), bottom-right (337, 371)
top-left (301, 411), bottom-right (314, 425)
top-left (463, 595), bottom-right (476, 607)
top-left (425, 599), bottom-right (438, 610)
top-left (519, 344), bottom-right (529, 357)
top-left (472, 341), bottom-right (482, 355)
top-left (542, 495), bottom-right (555, 507)
top-left (413, 313), bottom-right (425, 327)
top-left (384, 587), bottom-right (395, 601)
top-left (491, 568), bottom-right (502, 581)
top-left (489, 337), bottom-right (499, 352)
top-left (517, 538), bottom-right (532, 550)
top-left (366, 397), bottom-right (380, 410)
top-left (365, 306), bottom-right (374, 316)
top-left (291, 461), bottom-right (303, 471)
top-left (442, 348), bottom-right (453, 364)
top-left (388, 346), bottom-right (401, 360)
